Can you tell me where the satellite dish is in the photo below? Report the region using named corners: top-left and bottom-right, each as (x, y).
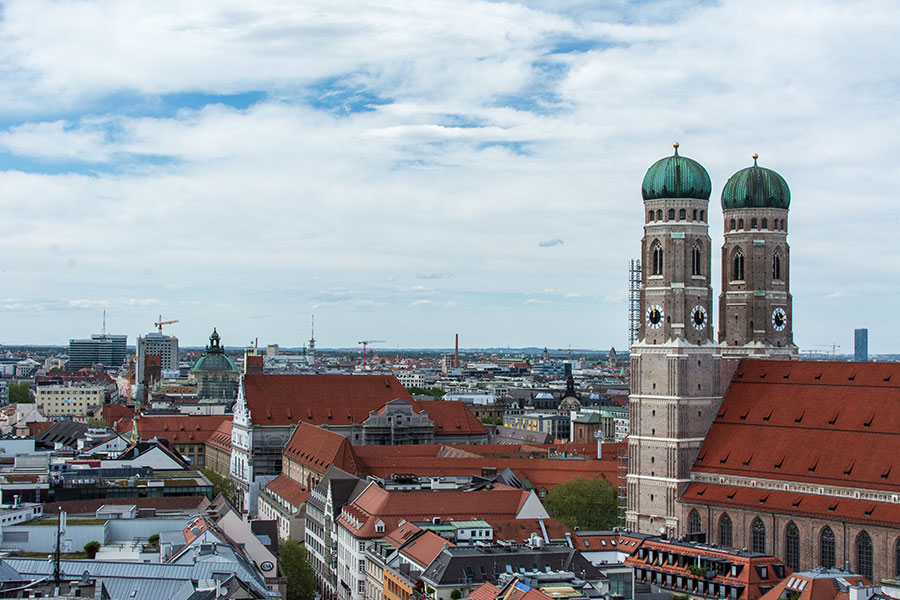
top-left (658, 527), bottom-right (666, 535)
top-left (82, 570), bottom-right (90, 583)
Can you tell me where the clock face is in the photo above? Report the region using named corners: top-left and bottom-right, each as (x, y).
top-left (772, 308), bottom-right (787, 331)
top-left (691, 305), bottom-right (707, 330)
top-left (646, 305), bottom-right (663, 329)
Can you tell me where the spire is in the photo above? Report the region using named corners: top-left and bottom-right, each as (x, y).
top-left (673, 141), bottom-right (680, 156)
top-left (752, 153), bottom-right (759, 166)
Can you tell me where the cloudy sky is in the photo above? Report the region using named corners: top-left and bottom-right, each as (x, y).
top-left (1, 0), bottom-right (898, 352)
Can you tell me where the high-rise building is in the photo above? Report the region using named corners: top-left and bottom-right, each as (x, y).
top-left (854, 328), bottom-right (868, 362)
top-left (67, 334), bottom-right (127, 370)
top-left (135, 332), bottom-right (179, 399)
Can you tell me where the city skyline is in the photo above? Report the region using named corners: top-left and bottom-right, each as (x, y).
top-left (1, 1), bottom-right (898, 351)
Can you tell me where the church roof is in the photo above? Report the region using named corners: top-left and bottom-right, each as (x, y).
top-left (721, 156), bottom-right (790, 210)
top-left (642, 143), bottom-right (711, 201)
top-left (691, 360), bottom-right (900, 494)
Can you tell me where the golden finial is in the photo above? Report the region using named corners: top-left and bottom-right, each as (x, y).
top-left (673, 142), bottom-right (680, 156)
top-left (752, 153), bottom-right (759, 166)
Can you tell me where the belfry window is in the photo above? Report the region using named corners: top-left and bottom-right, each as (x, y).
top-left (773, 252), bottom-right (782, 280)
top-left (729, 219), bottom-right (736, 230)
top-left (761, 218), bottom-right (768, 229)
top-left (699, 210), bottom-right (705, 221)
top-left (692, 243), bottom-right (702, 276)
top-left (652, 242), bottom-right (664, 276)
top-left (733, 249), bottom-right (745, 281)
top-left (692, 209), bottom-right (698, 221)
top-left (679, 209), bottom-right (686, 220)
top-left (648, 210), bottom-right (654, 222)
top-left (738, 218), bottom-right (744, 229)
top-left (656, 209), bottom-right (662, 220)
top-left (751, 218), bottom-right (758, 229)
top-left (668, 209), bottom-right (675, 220)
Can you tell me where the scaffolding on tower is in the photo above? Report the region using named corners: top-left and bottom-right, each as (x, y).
top-left (628, 259), bottom-right (641, 345)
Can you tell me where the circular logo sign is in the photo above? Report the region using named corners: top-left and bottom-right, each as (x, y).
top-left (260, 561), bottom-right (274, 572)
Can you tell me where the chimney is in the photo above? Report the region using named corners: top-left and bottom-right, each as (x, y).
top-left (454, 334), bottom-right (459, 368)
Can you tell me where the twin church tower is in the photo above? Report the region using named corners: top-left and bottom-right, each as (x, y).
top-left (627, 143), bottom-right (797, 536)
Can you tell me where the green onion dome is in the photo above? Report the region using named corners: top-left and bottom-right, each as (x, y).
top-left (641, 142), bottom-right (712, 201)
top-left (721, 154), bottom-right (790, 210)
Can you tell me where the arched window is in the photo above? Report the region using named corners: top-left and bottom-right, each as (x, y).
top-left (700, 210), bottom-right (705, 221)
top-left (652, 242), bottom-right (664, 276)
top-left (692, 243), bottom-right (702, 276)
top-left (751, 218), bottom-right (758, 229)
top-left (648, 210), bottom-right (654, 222)
top-left (857, 531), bottom-right (873, 579)
top-left (730, 219), bottom-right (736, 230)
top-left (738, 218), bottom-right (744, 229)
top-left (751, 517), bottom-right (766, 553)
top-left (679, 208), bottom-right (686, 220)
top-left (719, 514), bottom-right (733, 547)
top-left (657, 209), bottom-right (662, 221)
top-left (820, 526), bottom-right (836, 568)
top-left (773, 252), bottom-right (782, 280)
top-left (733, 249), bottom-right (745, 281)
top-left (895, 537), bottom-right (900, 577)
top-left (692, 209), bottom-right (698, 221)
top-left (688, 510), bottom-right (702, 534)
top-left (762, 218), bottom-right (768, 229)
top-left (668, 209), bottom-right (675, 220)
top-left (785, 521), bottom-right (800, 570)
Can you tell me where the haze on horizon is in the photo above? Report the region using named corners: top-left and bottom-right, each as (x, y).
top-left (1, 1), bottom-right (898, 352)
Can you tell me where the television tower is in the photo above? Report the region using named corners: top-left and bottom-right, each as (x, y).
top-left (308, 315), bottom-right (316, 366)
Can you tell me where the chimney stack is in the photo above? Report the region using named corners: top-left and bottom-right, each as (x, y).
top-left (454, 334), bottom-right (459, 368)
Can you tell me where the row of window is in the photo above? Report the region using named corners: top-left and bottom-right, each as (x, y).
top-left (650, 242), bottom-right (784, 282)
top-left (647, 209), bottom-right (706, 223)
top-left (732, 250), bottom-right (783, 281)
top-left (728, 217), bottom-right (786, 232)
top-left (689, 510), bottom-right (884, 580)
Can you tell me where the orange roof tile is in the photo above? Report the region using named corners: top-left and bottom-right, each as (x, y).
top-left (243, 373), bottom-right (416, 426)
top-left (283, 422), bottom-right (359, 476)
top-left (400, 530), bottom-right (452, 568)
top-left (420, 401), bottom-right (488, 436)
top-left (265, 474), bottom-right (311, 507)
top-left (118, 415), bottom-right (231, 444)
top-left (205, 419), bottom-right (232, 452)
top-left (466, 582), bottom-right (500, 600)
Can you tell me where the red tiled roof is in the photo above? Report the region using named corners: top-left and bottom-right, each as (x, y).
top-left (400, 530), bottom-right (452, 568)
top-left (265, 474), bottom-right (311, 507)
top-left (28, 421), bottom-right (55, 436)
top-left (692, 360), bottom-right (900, 493)
top-left (104, 403), bottom-right (133, 427)
top-left (242, 373), bottom-right (416, 426)
top-left (116, 415), bottom-right (231, 444)
top-left (339, 483), bottom-right (534, 538)
top-left (420, 401), bottom-right (488, 436)
top-left (758, 571), bottom-right (870, 600)
top-left (682, 482), bottom-right (900, 528)
top-left (283, 422), bottom-right (359, 476)
top-left (490, 517), bottom-right (572, 544)
top-left (383, 521), bottom-right (423, 547)
top-left (466, 582), bottom-right (500, 600)
top-left (205, 418), bottom-right (232, 452)
top-left (354, 443), bottom-right (623, 491)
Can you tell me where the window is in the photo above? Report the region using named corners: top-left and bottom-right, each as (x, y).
top-left (738, 218), bottom-right (744, 229)
top-left (668, 209), bottom-right (675, 220)
top-left (895, 537), bottom-right (900, 577)
top-left (649, 210), bottom-right (654, 222)
top-left (751, 218), bottom-right (757, 229)
top-left (761, 218), bottom-right (768, 229)
top-left (657, 209), bottom-right (662, 221)
top-left (693, 209), bottom-right (698, 220)
top-left (857, 531), bottom-right (873, 579)
top-left (679, 208), bottom-right (686, 220)
top-left (719, 514), bottom-right (733, 546)
top-left (773, 252), bottom-right (782, 280)
top-left (652, 242), bottom-right (664, 276)
top-left (751, 517), bottom-right (766, 553)
top-left (692, 243), bottom-right (702, 276)
top-left (688, 510), bottom-right (702, 534)
top-left (359, 559), bottom-right (365, 573)
top-left (733, 249), bottom-right (745, 281)
top-left (700, 210), bottom-right (705, 221)
top-left (784, 521), bottom-right (800, 570)
top-left (358, 581), bottom-right (365, 594)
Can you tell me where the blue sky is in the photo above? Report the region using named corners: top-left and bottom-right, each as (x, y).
top-left (1, 0), bottom-right (899, 353)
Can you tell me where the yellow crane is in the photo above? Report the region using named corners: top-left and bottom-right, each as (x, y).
top-left (154, 315), bottom-right (179, 334)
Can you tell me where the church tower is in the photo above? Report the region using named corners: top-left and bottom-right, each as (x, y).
top-left (627, 144), bottom-right (723, 537)
top-left (719, 155), bottom-right (797, 359)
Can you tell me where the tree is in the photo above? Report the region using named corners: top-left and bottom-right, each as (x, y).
top-left (8, 382), bottom-right (31, 404)
top-left (407, 386), bottom-right (445, 398)
top-left (148, 534), bottom-right (160, 546)
top-left (280, 540), bottom-right (316, 600)
top-left (542, 477), bottom-right (619, 531)
top-left (84, 540), bottom-right (101, 559)
top-left (200, 468), bottom-right (237, 507)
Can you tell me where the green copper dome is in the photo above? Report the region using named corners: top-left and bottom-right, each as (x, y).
top-left (641, 143), bottom-right (712, 201)
top-left (721, 155), bottom-right (790, 210)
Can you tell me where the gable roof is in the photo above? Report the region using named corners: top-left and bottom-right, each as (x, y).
top-left (419, 401), bottom-right (488, 436)
top-left (116, 415), bottom-right (231, 445)
top-left (758, 569), bottom-right (870, 600)
top-left (205, 418), bottom-right (232, 452)
top-left (243, 373), bottom-right (416, 426)
top-left (264, 475), bottom-right (311, 507)
top-left (692, 360), bottom-right (900, 493)
top-left (283, 422), bottom-right (359, 476)
top-left (400, 530), bottom-right (452, 569)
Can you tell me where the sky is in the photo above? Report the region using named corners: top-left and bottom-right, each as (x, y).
top-left (1, 0), bottom-right (899, 353)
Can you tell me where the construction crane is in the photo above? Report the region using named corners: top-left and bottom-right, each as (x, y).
top-left (154, 315), bottom-right (179, 334)
top-left (557, 346), bottom-right (573, 360)
top-left (358, 340), bottom-right (385, 369)
top-left (813, 344), bottom-right (841, 360)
